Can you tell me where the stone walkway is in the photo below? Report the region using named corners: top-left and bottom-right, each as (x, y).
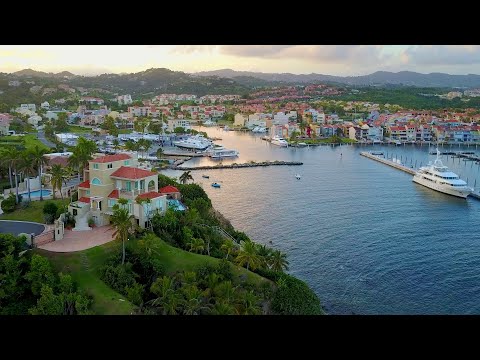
top-left (39, 226), bottom-right (116, 253)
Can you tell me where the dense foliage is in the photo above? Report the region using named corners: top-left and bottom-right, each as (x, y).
top-left (0, 233), bottom-right (92, 315)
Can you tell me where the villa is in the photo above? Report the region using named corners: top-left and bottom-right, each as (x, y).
top-left (68, 153), bottom-right (168, 229)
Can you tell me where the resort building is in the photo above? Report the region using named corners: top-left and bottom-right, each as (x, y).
top-left (68, 153), bottom-right (167, 229)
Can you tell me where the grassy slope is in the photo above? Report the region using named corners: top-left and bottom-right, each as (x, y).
top-left (23, 134), bottom-right (52, 151)
top-left (37, 236), bottom-right (269, 314)
top-left (0, 199), bottom-right (70, 222)
top-left (37, 241), bottom-right (135, 315)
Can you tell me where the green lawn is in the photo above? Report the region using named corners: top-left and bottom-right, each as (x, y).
top-left (37, 241), bottom-right (135, 315)
top-left (68, 125), bottom-right (95, 134)
top-left (0, 199), bottom-right (70, 223)
top-left (216, 119), bottom-right (234, 126)
top-left (23, 134), bottom-right (52, 151)
top-left (118, 129), bottom-right (133, 134)
top-left (36, 233), bottom-right (270, 314)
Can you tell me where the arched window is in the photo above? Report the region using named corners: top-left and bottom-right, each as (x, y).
top-left (91, 178), bottom-right (102, 185)
top-left (148, 180), bottom-right (155, 191)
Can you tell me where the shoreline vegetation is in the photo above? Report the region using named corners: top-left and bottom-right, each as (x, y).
top-left (0, 173), bottom-right (324, 315)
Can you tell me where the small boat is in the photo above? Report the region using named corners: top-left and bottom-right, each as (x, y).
top-left (295, 174), bottom-right (301, 180)
top-left (297, 142), bottom-right (307, 147)
top-left (211, 183), bottom-right (221, 188)
top-left (202, 175), bottom-right (210, 179)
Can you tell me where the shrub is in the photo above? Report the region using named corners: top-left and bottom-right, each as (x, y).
top-left (87, 218), bottom-right (95, 227)
top-left (43, 201), bottom-right (58, 217)
top-left (1, 193), bottom-right (16, 213)
top-left (43, 213), bottom-right (55, 224)
top-left (271, 273), bottom-right (323, 315)
top-left (125, 282), bottom-right (145, 306)
top-left (71, 191), bottom-right (78, 202)
top-left (100, 264), bottom-right (137, 294)
top-left (216, 259), bottom-right (234, 281)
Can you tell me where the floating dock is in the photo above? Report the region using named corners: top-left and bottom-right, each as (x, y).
top-left (360, 151), bottom-right (416, 175)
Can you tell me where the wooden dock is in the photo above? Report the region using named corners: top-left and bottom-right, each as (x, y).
top-left (360, 151), bottom-right (416, 175)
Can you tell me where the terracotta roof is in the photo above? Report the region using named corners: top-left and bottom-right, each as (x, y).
top-left (91, 153), bottom-right (131, 163)
top-left (79, 197), bottom-right (90, 203)
top-left (159, 185), bottom-right (180, 193)
top-left (48, 156), bottom-right (69, 167)
top-left (110, 166), bottom-right (156, 179)
top-left (136, 191), bottom-right (164, 200)
top-left (108, 190), bottom-right (119, 199)
top-left (78, 180), bottom-right (90, 188)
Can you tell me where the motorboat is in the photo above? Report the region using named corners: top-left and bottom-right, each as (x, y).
top-left (297, 142), bottom-right (307, 147)
top-left (295, 174), bottom-right (302, 180)
top-left (173, 135), bottom-right (212, 150)
top-left (252, 126), bottom-right (267, 133)
top-left (211, 183), bottom-right (221, 188)
top-left (412, 148), bottom-right (473, 198)
top-left (270, 136), bottom-right (289, 147)
top-left (202, 175), bottom-right (210, 179)
top-left (208, 148), bottom-right (239, 159)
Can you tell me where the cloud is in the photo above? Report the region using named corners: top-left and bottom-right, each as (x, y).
top-left (169, 45), bottom-right (217, 54)
top-left (403, 45), bottom-right (480, 66)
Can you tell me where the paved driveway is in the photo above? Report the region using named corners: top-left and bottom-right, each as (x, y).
top-left (36, 131), bottom-right (56, 148)
top-left (39, 226), bottom-right (116, 252)
top-left (0, 220), bottom-right (45, 236)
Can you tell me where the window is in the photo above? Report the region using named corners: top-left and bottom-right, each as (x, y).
top-left (107, 163), bottom-right (113, 169)
top-left (124, 160), bottom-right (129, 165)
top-left (108, 199), bottom-right (116, 207)
top-left (86, 190), bottom-right (90, 195)
top-left (91, 178), bottom-right (101, 185)
top-left (93, 163), bottom-right (99, 169)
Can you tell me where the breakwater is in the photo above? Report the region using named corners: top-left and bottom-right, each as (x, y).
top-left (172, 160), bottom-right (303, 171)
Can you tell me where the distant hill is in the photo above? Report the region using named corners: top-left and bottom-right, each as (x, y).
top-left (13, 68), bottom-right (77, 79)
top-left (194, 69), bottom-right (480, 88)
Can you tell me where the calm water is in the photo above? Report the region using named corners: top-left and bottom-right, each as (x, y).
top-left (163, 128), bottom-right (480, 314)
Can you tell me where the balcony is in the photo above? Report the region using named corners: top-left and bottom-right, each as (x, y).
top-left (118, 188), bottom-right (152, 198)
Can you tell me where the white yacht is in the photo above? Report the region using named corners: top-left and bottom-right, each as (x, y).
top-left (270, 136), bottom-right (289, 147)
top-left (412, 148), bottom-right (473, 199)
top-left (173, 135), bottom-right (212, 150)
top-left (209, 148), bottom-right (239, 159)
top-left (252, 126), bottom-right (267, 133)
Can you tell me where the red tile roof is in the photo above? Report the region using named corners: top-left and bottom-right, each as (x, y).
top-left (48, 156), bottom-right (69, 167)
top-left (159, 185), bottom-right (180, 193)
top-left (108, 190), bottom-right (119, 199)
top-left (136, 191), bottom-right (164, 200)
top-left (110, 166), bottom-right (156, 179)
top-left (91, 153), bottom-right (131, 163)
top-left (78, 180), bottom-right (90, 188)
top-left (79, 197), bottom-right (90, 203)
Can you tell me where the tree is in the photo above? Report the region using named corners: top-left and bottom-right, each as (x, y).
top-left (111, 198), bottom-right (135, 265)
top-left (239, 290), bottom-right (261, 315)
top-left (187, 237), bottom-right (205, 254)
top-left (54, 116), bottom-right (69, 133)
top-left (236, 240), bottom-right (261, 271)
top-left (24, 254), bottom-right (56, 297)
top-left (256, 244), bottom-right (272, 270)
top-left (181, 284), bottom-right (208, 315)
top-left (269, 250), bottom-right (289, 272)
top-left (112, 139), bottom-right (120, 152)
top-left (174, 126), bottom-right (185, 134)
top-left (179, 170), bottom-right (193, 185)
top-left (156, 147), bottom-right (164, 159)
top-left (150, 276), bottom-right (181, 315)
top-left (1, 147), bottom-right (21, 202)
top-left (50, 164), bottom-right (66, 200)
top-left (19, 152), bottom-right (36, 202)
top-left (221, 239), bottom-right (236, 260)
top-left (69, 137), bottom-right (97, 182)
top-left (29, 145), bottom-right (49, 201)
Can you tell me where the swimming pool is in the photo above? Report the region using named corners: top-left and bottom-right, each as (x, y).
top-left (168, 199), bottom-right (187, 211)
top-left (22, 189), bottom-right (53, 198)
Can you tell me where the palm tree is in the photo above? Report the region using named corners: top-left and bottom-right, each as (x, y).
top-left (9, 150), bottom-right (23, 204)
top-left (221, 239), bottom-right (237, 260)
top-left (156, 147), bottom-right (164, 159)
top-left (150, 276), bottom-right (181, 315)
top-left (67, 152), bottom-right (82, 183)
top-left (137, 232), bottom-right (157, 257)
top-left (181, 285), bottom-right (207, 315)
top-left (19, 154), bottom-right (36, 202)
top-left (111, 198), bottom-right (135, 265)
top-left (211, 301), bottom-right (237, 315)
top-left (187, 237), bottom-right (205, 254)
top-left (179, 170), bottom-right (193, 184)
top-left (29, 145), bottom-right (49, 201)
top-left (0, 147), bottom-right (18, 195)
top-left (112, 139), bottom-right (120, 152)
top-left (235, 240), bottom-right (261, 271)
top-left (69, 137), bottom-right (97, 182)
top-left (269, 249), bottom-right (289, 272)
top-left (50, 164), bottom-right (66, 200)
top-left (256, 244), bottom-right (272, 270)
top-left (239, 290), bottom-right (261, 315)
top-left (213, 281), bottom-right (237, 304)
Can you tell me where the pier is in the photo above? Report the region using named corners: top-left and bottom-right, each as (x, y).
top-left (172, 160), bottom-right (303, 171)
top-left (360, 151), bottom-right (416, 175)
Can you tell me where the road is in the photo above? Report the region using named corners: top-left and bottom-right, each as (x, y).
top-left (36, 131), bottom-right (56, 148)
top-left (0, 220), bottom-right (45, 236)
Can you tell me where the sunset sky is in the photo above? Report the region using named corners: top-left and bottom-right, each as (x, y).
top-left (0, 45), bottom-right (479, 76)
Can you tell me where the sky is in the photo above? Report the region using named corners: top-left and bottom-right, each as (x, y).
top-left (0, 45), bottom-right (479, 76)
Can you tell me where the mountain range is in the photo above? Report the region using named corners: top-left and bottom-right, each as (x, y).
top-left (194, 69), bottom-right (480, 88)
